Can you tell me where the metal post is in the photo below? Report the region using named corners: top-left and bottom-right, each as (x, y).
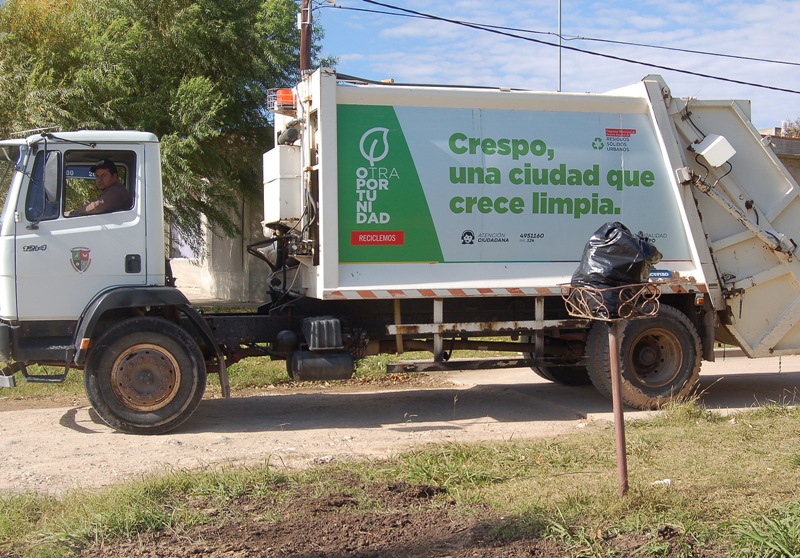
top-left (562, 284), bottom-right (659, 498)
top-left (393, 299), bottom-right (404, 355)
top-left (433, 299), bottom-right (444, 362)
top-left (534, 297), bottom-right (544, 359)
top-left (557, 0), bottom-right (562, 92)
top-left (607, 320), bottom-right (628, 496)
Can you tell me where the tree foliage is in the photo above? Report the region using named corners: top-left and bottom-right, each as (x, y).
top-left (783, 117), bottom-right (800, 139)
top-left (0, 0), bottom-right (306, 249)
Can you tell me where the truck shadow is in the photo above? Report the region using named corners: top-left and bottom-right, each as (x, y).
top-left (697, 371), bottom-right (800, 410)
top-left (177, 369), bottom-right (800, 435)
top-left (179, 382), bottom-right (606, 435)
top-left (66, 370), bottom-right (800, 435)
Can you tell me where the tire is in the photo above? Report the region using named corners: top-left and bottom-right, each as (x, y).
top-left (531, 365), bottom-right (592, 386)
top-left (522, 336), bottom-right (591, 386)
top-left (586, 306), bottom-right (701, 409)
top-left (84, 317), bottom-right (207, 434)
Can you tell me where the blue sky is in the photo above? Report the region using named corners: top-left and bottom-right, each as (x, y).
top-left (316, 0), bottom-right (799, 130)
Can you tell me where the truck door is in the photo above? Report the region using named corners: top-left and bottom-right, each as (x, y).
top-left (14, 144), bottom-right (147, 321)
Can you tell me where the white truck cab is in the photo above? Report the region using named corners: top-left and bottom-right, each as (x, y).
top-left (0, 131), bottom-right (218, 434)
top-left (0, 131), bottom-right (166, 322)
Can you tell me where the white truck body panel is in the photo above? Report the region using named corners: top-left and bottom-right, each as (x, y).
top-left (659, 89), bottom-right (800, 357)
top-left (263, 145), bottom-right (302, 225)
top-left (273, 70), bottom-right (708, 299)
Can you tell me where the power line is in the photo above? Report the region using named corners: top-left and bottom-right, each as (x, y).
top-left (569, 35), bottom-right (800, 68)
top-left (330, 0), bottom-right (800, 95)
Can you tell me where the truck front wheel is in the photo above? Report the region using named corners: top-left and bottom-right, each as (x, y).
top-left (84, 317), bottom-right (207, 434)
top-left (586, 305), bottom-right (701, 409)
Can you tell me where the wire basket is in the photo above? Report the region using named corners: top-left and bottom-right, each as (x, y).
top-left (561, 283), bottom-right (661, 321)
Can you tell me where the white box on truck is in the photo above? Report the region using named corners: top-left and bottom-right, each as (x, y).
top-left (271, 69), bottom-right (709, 301)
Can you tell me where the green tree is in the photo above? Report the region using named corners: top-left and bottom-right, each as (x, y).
top-left (784, 117), bottom-right (800, 138)
top-left (0, 0), bottom-right (313, 251)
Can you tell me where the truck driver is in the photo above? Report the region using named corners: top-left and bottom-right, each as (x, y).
top-left (67, 159), bottom-right (132, 216)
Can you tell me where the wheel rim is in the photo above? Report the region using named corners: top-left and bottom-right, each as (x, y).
top-left (111, 344), bottom-right (181, 411)
top-left (625, 328), bottom-right (684, 388)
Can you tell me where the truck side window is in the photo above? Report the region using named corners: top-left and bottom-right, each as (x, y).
top-left (25, 151), bottom-right (61, 223)
top-left (63, 151), bottom-right (136, 217)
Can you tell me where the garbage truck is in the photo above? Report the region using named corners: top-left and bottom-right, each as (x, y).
top-left (1, 68), bottom-right (798, 434)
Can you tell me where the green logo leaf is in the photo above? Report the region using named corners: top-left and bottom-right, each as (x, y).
top-left (359, 127), bottom-right (390, 167)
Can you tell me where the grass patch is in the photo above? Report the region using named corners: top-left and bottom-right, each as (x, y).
top-left (1, 465), bottom-right (292, 558)
top-left (735, 504), bottom-right (800, 557)
top-left (7, 401), bottom-right (800, 556)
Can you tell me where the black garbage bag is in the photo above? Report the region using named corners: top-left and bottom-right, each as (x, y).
top-left (570, 222), bottom-right (662, 317)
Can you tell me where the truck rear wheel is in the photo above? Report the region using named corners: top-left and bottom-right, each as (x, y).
top-left (522, 336), bottom-right (591, 386)
top-left (84, 317), bottom-right (207, 434)
top-left (531, 364), bottom-right (591, 385)
top-left (586, 305), bottom-right (701, 409)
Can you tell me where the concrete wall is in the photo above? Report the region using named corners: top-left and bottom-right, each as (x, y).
top-left (171, 201), bottom-right (270, 304)
top-left (769, 136), bottom-right (800, 182)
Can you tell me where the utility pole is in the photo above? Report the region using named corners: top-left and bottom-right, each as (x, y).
top-left (300, 0), bottom-right (312, 72)
top-left (558, 0), bottom-right (562, 92)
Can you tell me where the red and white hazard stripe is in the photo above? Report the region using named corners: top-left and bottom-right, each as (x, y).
top-left (325, 282), bottom-right (706, 300)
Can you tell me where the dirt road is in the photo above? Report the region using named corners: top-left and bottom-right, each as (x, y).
top-left (2, 352), bottom-right (799, 494)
